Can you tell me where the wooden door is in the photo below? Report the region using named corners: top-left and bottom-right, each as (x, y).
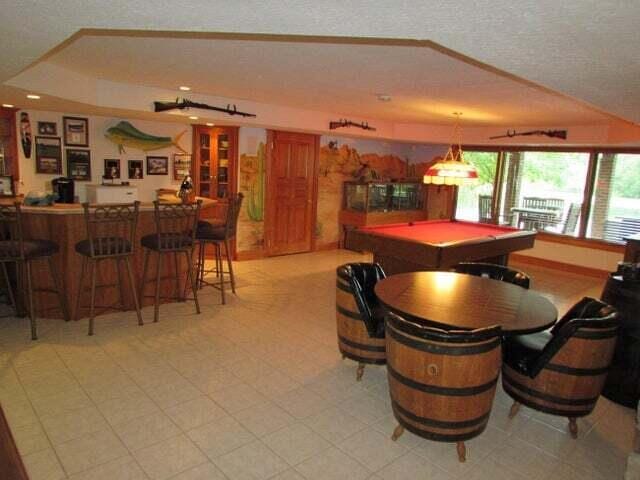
top-left (265, 130), bottom-right (319, 256)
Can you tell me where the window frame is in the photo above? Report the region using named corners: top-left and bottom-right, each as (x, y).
top-left (460, 145), bottom-right (640, 251)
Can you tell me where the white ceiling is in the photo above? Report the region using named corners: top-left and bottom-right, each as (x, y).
top-left (0, 1), bottom-right (639, 129)
top-left (44, 34), bottom-right (613, 127)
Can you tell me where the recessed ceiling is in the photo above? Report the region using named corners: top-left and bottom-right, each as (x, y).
top-left (46, 33), bottom-right (614, 127)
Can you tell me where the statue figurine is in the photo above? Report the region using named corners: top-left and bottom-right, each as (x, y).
top-left (178, 175), bottom-right (194, 203)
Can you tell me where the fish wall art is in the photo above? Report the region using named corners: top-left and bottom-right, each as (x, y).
top-left (105, 121), bottom-right (187, 154)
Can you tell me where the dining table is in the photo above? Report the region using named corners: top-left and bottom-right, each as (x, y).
top-left (375, 271), bottom-right (558, 335)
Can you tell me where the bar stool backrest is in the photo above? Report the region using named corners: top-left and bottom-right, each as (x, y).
top-left (153, 200), bottom-right (202, 251)
top-left (0, 202), bottom-right (25, 261)
top-left (224, 193), bottom-right (244, 238)
top-left (81, 202), bottom-right (140, 258)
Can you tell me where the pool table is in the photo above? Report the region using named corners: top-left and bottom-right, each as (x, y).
top-left (346, 219), bottom-right (536, 275)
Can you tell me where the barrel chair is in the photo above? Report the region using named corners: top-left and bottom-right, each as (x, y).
top-left (453, 262), bottom-right (531, 289)
top-left (336, 263), bottom-right (387, 380)
top-left (386, 312), bottom-right (502, 462)
top-left (502, 297), bottom-right (618, 438)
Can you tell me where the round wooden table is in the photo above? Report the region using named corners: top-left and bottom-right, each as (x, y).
top-left (375, 271), bottom-right (558, 335)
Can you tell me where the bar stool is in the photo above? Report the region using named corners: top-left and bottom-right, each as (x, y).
top-left (195, 193), bottom-right (243, 304)
top-left (0, 202), bottom-right (69, 340)
top-left (75, 202), bottom-right (143, 335)
top-left (140, 200), bottom-right (201, 323)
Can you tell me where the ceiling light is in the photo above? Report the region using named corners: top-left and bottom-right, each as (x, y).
top-left (2, 103), bottom-right (14, 108)
top-left (26, 94), bottom-right (40, 99)
top-left (377, 94), bottom-right (392, 102)
top-left (205, 122), bottom-right (214, 127)
top-left (423, 112), bottom-right (478, 186)
top-left (189, 116), bottom-right (198, 120)
top-left (179, 86), bottom-right (191, 91)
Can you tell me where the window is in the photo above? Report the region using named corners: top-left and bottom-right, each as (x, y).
top-left (498, 151), bottom-right (590, 237)
top-left (454, 151), bottom-right (498, 222)
top-left (587, 153), bottom-right (640, 243)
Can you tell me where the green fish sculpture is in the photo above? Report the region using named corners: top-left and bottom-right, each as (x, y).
top-left (105, 121), bottom-right (187, 154)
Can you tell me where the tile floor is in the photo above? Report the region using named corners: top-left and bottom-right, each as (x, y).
top-left (0, 250), bottom-right (635, 480)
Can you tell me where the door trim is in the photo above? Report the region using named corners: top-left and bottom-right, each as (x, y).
top-left (264, 129), bottom-right (319, 256)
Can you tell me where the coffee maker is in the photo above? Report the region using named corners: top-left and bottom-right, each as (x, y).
top-left (52, 177), bottom-right (75, 203)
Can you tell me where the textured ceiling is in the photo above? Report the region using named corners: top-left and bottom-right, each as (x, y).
top-left (45, 34), bottom-right (612, 127)
top-left (0, 1), bottom-right (638, 125)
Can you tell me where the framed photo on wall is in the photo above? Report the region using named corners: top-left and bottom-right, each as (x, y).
top-left (173, 153), bottom-right (192, 180)
top-left (147, 156), bottom-right (169, 175)
top-left (63, 116), bottom-right (89, 147)
top-left (103, 158), bottom-right (121, 179)
top-left (0, 175), bottom-right (15, 196)
top-left (66, 149), bottom-right (91, 181)
top-left (37, 121), bottom-right (57, 136)
top-left (128, 160), bottom-right (144, 179)
top-left (35, 136), bottom-right (62, 174)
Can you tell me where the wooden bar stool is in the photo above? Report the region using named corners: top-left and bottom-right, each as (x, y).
top-left (195, 193), bottom-right (243, 304)
top-left (74, 202), bottom-right (143, 335)
top-left (0, 202), bottom-right (69, 340)
top-left (140, 200), bottom-right (201, 323)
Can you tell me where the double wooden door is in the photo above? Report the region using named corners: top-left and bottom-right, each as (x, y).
top-left (265, 131), bottom-right (319, 256)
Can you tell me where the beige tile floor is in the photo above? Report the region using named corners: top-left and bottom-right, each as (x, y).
top-left (0, 250), bottom-right (635, 480)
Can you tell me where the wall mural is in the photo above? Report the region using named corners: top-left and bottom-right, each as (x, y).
top-left (235, 127), bottom-right (448, 253)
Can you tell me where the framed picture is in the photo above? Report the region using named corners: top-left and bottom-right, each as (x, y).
top-left (173, 153), bottom-right (192, 180)
top-left (37, 121), bottom-right (57, 136)
top-left (147, 156), bottom-right (169, 175)
top-left (128, 160), bottom-right (144, 179)
top-left (66, 149), bottom-right (91, 181)
top-left (0, 175), bottom-right (15, 196)
top-left (35, 136), bottom-right (62, 174)
top-left (63, 116), bottom-right (89, 147)
top-left (103, 158), bottom-right (121, 179)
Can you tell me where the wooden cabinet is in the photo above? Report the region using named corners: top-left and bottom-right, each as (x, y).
top-left (192, 125), bottom-right (238, 222)
top-left (0, 107), bottom-right (18, 181)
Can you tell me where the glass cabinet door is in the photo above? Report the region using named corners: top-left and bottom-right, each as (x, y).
top-left (198, 132), bottom-right (211, 198)
top-left (216, 133), bottom-right (229, 198)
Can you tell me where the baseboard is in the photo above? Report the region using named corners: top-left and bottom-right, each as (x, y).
top-left (236, 249), bottom-right (265, 261)
top-left (510, 254), bottom-right (610, 279)
top-left (315, 241), bottom-right (339, 251)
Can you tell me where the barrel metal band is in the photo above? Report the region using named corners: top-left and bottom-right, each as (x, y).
top-left (336, 304), bottom-right (362, 321)
top-left (335, 280), bottom-right (352, 294)
top-left (392, 399), bottom-right (490, 429)
top-left (503, 383), bottom-right (592, 417)
top-left (387, 324), bottom-right (500, 356)
top-left (388, 364), bottom-right (498, 397)
top-left (544, 363), bottom-right (610, 376)
top-left (502, 371), bottom-right (599, 406)
top-left (338, 335), bottom-right (386, 353)
top-left (574, 329), bottom-right (618, 340)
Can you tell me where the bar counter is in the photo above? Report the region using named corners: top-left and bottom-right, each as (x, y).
top-left (5, 198), bottom-right (216, 321)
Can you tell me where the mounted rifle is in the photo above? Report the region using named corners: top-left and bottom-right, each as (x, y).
top-left (489, 129), bottom-right (567, 140)
top-left (329, 119), bottom-right (377, 131)
top-left (154, 98), bottom-right (256, 118)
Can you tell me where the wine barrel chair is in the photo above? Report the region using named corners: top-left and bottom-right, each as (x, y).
top-left (336, 263), bottom-right (387, 380)
top-left (452, 262), bottom-right (531, 289)
top-left (502, 297), bottom-right (619, 438)
top-left (385, 312), bottom-right (502, 462)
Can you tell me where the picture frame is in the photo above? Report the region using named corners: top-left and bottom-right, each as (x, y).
top-left (146, 156), bottom-right (169, 175)
top-left (63, 116), bottom-right (89, 147)
top-left (0, 175), bottom-right (15, 197)
top-left (103, 158), bottom-right (121, 179)
top-left (35, 136), bottom-right (62, 174)
top-left (66, 149), bottom-right (91, 181)
top-left (128, 160), bottom-right (144, 179)
top-left (37, 121), bottom-right (57, 136)
top-left (173, 153), bottom-right (192, 180)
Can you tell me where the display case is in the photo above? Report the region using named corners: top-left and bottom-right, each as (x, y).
top-left (339, 181), bottom-right (428, 245)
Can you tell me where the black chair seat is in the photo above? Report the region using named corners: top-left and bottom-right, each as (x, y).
top-left (503, 330), bottom-right (552, 377)
top-left (196, 220), bottom-right (226, 241)
top-left (0, 239), bottom-right (59, 259)
top-left (141, 233), bottom-right (193, 251)
top-left (371, 306), bottom-right (387, 338)
top-left (75, 237), bottom-right (132, 257)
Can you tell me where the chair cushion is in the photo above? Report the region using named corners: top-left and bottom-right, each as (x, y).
top-left (75, 237), bottom-right (132, 257)
top-left (141, 233), bottom-right (193, 251)
top-left (503, 330), bottom-right (552, 377)
top-left (0, 239), bottom-right (59, 259)
top-left (196, 220), bottom-right (226, 240)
